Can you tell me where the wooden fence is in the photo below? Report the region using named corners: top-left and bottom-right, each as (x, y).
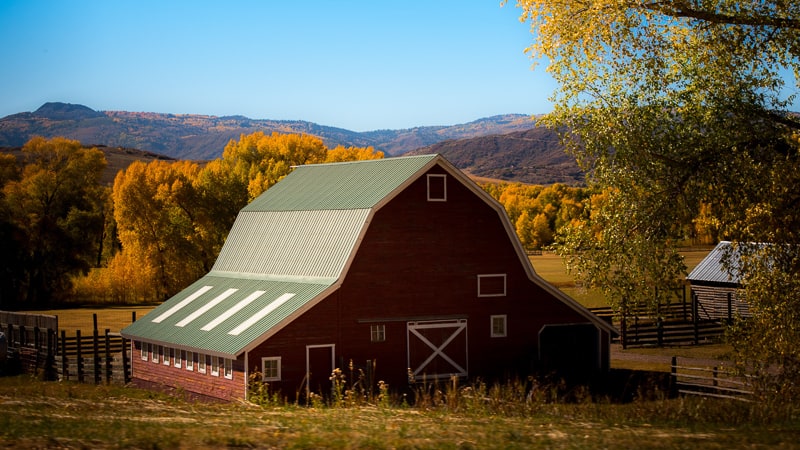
top-left (590, 300), bottom-right (725, 348)
top-left (1, 311), bottom-right (131, 384)
top-left (671, 356), bottom-right (753, 401)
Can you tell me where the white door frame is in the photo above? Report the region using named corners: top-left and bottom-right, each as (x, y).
top-left (305, 344), bottom-right (335, 398)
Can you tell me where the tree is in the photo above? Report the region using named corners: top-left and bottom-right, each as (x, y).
top-left (514, 0), bottom-right (800, 400)
top-left (1, 137), bottom-right (108, 305)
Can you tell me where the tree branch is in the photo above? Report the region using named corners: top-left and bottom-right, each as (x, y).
top-left (639, 1), bottom-right (800, 30)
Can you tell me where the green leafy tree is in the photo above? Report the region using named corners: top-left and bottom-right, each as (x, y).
top-left (1, 137), bottom-right (108, 305)
top-left (514, 0), bottom-right (800, 400)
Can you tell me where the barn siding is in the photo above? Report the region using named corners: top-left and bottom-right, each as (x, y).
top-left (691, 284), bottom-right (750, 320)
top-left (131, 341), bottom-right (245, 401)
top-left (246, 166), bottom-right (599, 398)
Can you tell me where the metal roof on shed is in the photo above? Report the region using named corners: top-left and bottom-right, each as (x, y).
top-left (687, 241), bottom-right (741, 285)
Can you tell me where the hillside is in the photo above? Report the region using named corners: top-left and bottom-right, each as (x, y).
top-left (0, 102), bottom-right (538, 160)
top-left (407, 127), bottom-right (583, 185)
top-left (1, 145), bottom-right (175, 186)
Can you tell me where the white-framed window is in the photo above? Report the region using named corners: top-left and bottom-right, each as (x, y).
top-left (491, 315), bottom-right (507, 338)
top-left (370, 324), bottom-right (386, 342)
top-left (187, 352), bottom-right (195, 371)
top-left (140, 342), bottom-right (148, 361)
top-left (427, 174), bottom-right (447, 202)
top-left (478, 274), bottom-right (507, 297)
top-left (262, 357), bottom-right (281, 382)
top-left (211, 356), bottom-right (220, 376)
top-left (174, 348), bottom-right (181, 368)
top-left (224, 358), bottom-right (233, 379)
top-left (156, 345), bottom-right (164, 364)
top-left (198, 354), bottom-right (207, 374)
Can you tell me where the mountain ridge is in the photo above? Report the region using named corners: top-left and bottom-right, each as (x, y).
top-left (0, 102), bottom-right (538, 160)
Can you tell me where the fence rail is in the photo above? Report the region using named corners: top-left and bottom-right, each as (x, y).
top-left (2, 312), bottom-right (131, 384)
top-left (671, 356), bottom-right (753, 401)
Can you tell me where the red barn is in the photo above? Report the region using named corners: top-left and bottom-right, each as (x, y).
top-left (122, 154), bottom-right (614, 401)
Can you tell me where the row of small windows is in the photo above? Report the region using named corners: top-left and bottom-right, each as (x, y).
top-left (140, 342), bottom-right (233, 379)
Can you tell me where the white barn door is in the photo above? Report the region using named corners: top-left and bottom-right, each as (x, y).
top-left (407, 319), bottom-right (468, 380)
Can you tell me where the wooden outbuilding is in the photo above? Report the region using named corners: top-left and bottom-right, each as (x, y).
top-left (122, 154), bottom-right (615, 401)
top-left (687, 241), bottom-right (751, 321)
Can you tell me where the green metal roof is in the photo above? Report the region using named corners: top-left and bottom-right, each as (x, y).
top-left (122, 273), bottom-right (332, 356)
top-left (122, 154), bottom-right (440, 355)
top-left (244, 154), bottom-right (438, 211)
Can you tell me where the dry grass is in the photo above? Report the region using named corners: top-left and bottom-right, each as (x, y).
top-left (0, 376), bottom-right (797, 449)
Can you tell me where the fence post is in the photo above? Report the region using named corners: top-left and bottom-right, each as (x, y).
top-left (45, 328), bottom-right (56, 381)
top-left (122, 337), bottom-right (130, 384)
top-left (61, 330), bottom-right (69, 381)
top-left (105, 329), bottom-right (112, 384)
top-left (33, 326), bottom-right (40, 375)
top-left (713, 367), bottom-right (718, 387)
top-left (93, 327), bottom-right (100, 384)
top-left (692, 292), bottom-right (699, 344)
top-left (76, 330), bottom-right (84, 383)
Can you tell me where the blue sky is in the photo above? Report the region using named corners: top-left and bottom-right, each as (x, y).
top-left (0, 1), bottom-right (554, 131)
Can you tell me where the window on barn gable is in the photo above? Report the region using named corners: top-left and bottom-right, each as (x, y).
top-left (478, 274), bottom-right (507, 297)
top-left (370, 324), bottom-right (386, 342)
top-left (211, 357), bottom-right (220, 376)
top-left (491, 315), bottom-right (507, 338)
top-left (427, 174), bottom-right (447, 202)
top-left (140, 342), bottom-right (148, 361)
top-left (262, 357), bottom-right (281, 382)
top-left (198, 354), bottom-right (207, 374)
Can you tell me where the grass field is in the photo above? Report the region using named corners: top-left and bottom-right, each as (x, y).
top-left (0, 375), bottom-right (797, 449)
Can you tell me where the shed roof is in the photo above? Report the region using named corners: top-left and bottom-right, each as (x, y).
top-left (687, 241), bottom-right (741, 285)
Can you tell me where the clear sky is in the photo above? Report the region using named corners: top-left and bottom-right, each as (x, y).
top-left (0, 1), bottom-right (555, 131)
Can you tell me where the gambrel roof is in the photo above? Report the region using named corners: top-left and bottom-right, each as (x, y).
top-left (122, 154), bottom-right (613, 357)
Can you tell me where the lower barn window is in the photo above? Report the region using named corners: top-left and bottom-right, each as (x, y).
top-left (187, 352), bottom-right (195, 371)
top-left (140, 342), bottom-right (148, 361)
top-left (370, 324), bottom-right (386, 342)
top-left (174, 348), bottom-right (181, 368)
top-left (262, 357), bottom-right (281, 381)
top-left (491, 315), bottom-right (507, 338)
top-left (211, 356), bottom-right (220, 376)
top-left (198, 354), bottom-right (207, 374)
top-left (224, 358), bottom-right (233, 379)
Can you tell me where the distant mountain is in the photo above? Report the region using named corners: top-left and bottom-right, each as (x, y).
top-left (407, 127), bottom-right (583, 185)
top-left (0, 102), bottom-right (538, 160)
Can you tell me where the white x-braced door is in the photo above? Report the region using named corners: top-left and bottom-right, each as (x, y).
top-left (407, 319), bottom-right (468, 380)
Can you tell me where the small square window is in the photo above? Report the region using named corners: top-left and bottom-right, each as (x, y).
top-left (427, 174), bottom-right (447, 202)
top-left (262, 357), bottom-right (281, 381)
top-left (478, 274), bottom-right (507, 297)
top-left (370, 324), bottom-right (386, 342)
top-left (140, 342), bottom-right (148, 361)
top-left (491, 315), bottom-right (507, 338)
